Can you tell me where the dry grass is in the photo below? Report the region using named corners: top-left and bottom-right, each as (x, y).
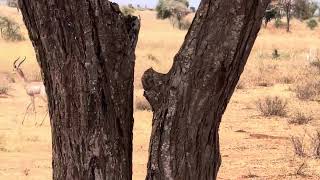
top-left (294, 162), bottom-right (308, 177)
top-left (242, 170), bottom-right (259, 179)
top-left (294, 81), bottom-right (319, 101)
top-left (311, 131), bottom-right (320, 159)
top-left (256, 96), bottom-right (288, 117)
top-left (310, 61), bottom-right (320, 71)
top-left (288, 111), bottom-right (313, 125)
top-left (291, 136), bottom-right (306, 157)
top-left (0, 83), bottom-right (9, 95)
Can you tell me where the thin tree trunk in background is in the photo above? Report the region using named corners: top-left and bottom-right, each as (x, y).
top-left (142, 0), bottom-right (270, 179)
top-left (18, 0), bottom-right (140, 179)
top-left (286, 10), bottom-right (291, 32)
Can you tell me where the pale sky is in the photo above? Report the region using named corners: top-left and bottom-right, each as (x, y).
top-left (111, 0), bottom-right (200, 8)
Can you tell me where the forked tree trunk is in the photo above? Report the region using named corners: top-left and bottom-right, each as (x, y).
top-left (18, 0), bottom-right (140, 179)
top-left (142, 0), bottom-right (270, 179)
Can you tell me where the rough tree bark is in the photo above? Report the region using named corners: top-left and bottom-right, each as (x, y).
top-left (142, 0), bottom-right (270, 179)
top-left (18, 0), bottom-right (140, 179)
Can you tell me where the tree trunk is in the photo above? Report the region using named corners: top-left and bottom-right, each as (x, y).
top-left (18, 0), bottom-right (140, 179)
top-left (286, 10), bottom-right (290, 32)
top-left (142, 0), bottom-right (270, 179)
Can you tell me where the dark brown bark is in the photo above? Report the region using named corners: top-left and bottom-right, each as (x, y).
top-left (142, 0), bottom-right (270, 179)
top-left (285, 5), bottom-right (291, 32)
top-left (18, 0), bottom-right (140, 179)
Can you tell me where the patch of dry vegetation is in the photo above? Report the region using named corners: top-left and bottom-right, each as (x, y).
top-left (291, 136), bottom-right (306, 157)
top-left (0, 83), bottom-right (9, 95)
top-left (294, 80), bottom-right (320, 101)
top-left (311, 131), bottom-right (320, 159)
top-left (288, 111), bottom-right (313, 125)
top-left (256, 96), bottom-right (288, 117)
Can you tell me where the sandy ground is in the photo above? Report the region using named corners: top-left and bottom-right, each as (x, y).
top-left (1, 5), bottom-right (320, 180)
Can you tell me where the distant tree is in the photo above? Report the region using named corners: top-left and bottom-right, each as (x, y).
top-left (156, 0), bottom-right (172, 19)
top-left (156, 0), bottom-right (190, 19)
top-left (264, 4), bottom-right (281, 27)
top-left (7, 0), bottom-right (18, 7)
top-left (176, 0), bottom-right (189, 7)
top-left (7, 0), bottom-right (19, 12)
top-left (190, 6), bottom-right (196, 13)
top-left (121, 5), bottom-right (136, 16)
top-left (128, 3), bottom-right (134, 9)
top-left (0, 16), bottom-right (24, 41)
top-left (156, 0), bottom-right (191, 29)
top-left (280, 0), bottom-right (293, 32)
top-left (293, 0), bottom-right (318, 20)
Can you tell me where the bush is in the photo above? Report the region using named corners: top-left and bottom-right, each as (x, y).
top-left (120, 6), bottom-right (135, 16)
top-left (178, 19), bottom-right (191, 30)
top-left (291, 136), bottom-right (306, 157)
top-left (311, 131), bottom-right (320, 158)
top-left (171, 17), bottom-right (191, 30)
top-left (288, 111), bottom-right (313, 125)
top-left (310, 61), bottom-right (320, 71)
top-left (306, 19), bottom-right (318, 30)
top-left (293, 0), bottom-right (318, 20)
top-left (256, 96), bottom-right (287, 117)
top-left (156, 0), bottom-right (190, 20)
top-left (0, 84), bottom-right (9, 95)
top-left (0, 16), bottom-right (25, 41)
top-left (156, 0), bottom-right (172, 19)
top-left (294, 81), bottom-right (318, 101)
top-left (274, 18), bottom-right (284, 28)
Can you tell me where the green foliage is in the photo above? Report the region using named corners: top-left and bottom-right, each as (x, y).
top-left (120, 6), bottom-right (135, 16)
top-left (274, 18), bottom-right (284, 28)
top-left (307, 19), bottom-right (318, 30)
top-left (0, 16), bottom-right (25, 41)
top-left (264, 5), bottom-right (281, 25)
top-left (293, 0), bottom-right (318, 20)
top-left (156, 0), bottom-right (172, 19)
top-left (156, 0), bottom-right (189, 19)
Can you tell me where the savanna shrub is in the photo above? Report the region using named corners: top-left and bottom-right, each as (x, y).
top-left (0, 16), bottom-right (24, 41)
top-left (307, 19), bottom-right (318, 30)
top-left (256, 96), bottom-right (287, 117)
